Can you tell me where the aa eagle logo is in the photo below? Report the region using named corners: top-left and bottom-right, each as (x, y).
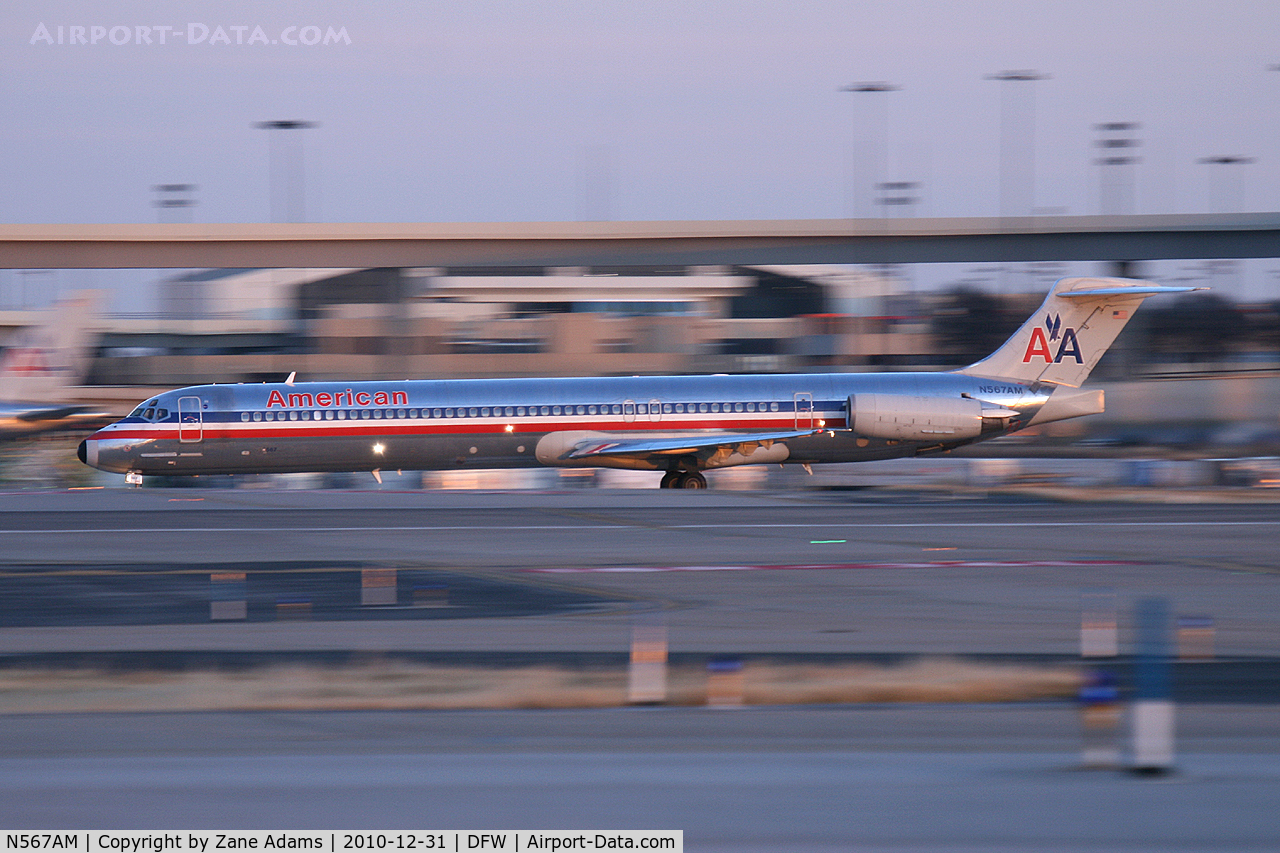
top-left (1022, 313), bottom-right (1083, 364)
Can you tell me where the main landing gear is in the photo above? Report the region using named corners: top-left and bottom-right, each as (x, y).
top-left (659, 470), bottom-right (707, 489)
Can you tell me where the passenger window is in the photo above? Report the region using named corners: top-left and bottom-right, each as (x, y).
top-left (675, 403), bottom-right (684, 413)
top-left (770, 402), bottom-right (780, 412)
top-left (252, 412), bottom-right (262, 422)
top-left (398, 409), bottom-right (407, 418)
top-left (699, 403), bottom-right (708, 414)
top-left (588, 405), bottom-right (597, 415)
top-left (265, 412), bottom-right (274, 422)
top-left (361, 410), bottom-right (371, 419)
top-left (611, 405), bottom-right (621, 415)
top-left (734, 403), bottom-right (744, 413)
top-left (481, 408), bottom-right (491, 417)
top-left (325, 410), bottom-right (335, 420)
top-left (337, 410), bottom-right (347, 420)
top-left (541, 406), bottom-right (551, 416)
top-left (637, 404), bottom-right (647, 415)
top-left (747, 402), bottom-right (756, 413)
top-left (241, 412), bottom-right (249, 422)
top-left (433, 409), bottom-right (443, 418)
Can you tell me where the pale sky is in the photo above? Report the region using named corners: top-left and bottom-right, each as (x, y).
top-left (3, 1), bottom-right (1280, 306)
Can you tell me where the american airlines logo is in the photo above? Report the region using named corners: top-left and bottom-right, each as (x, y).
top-left (266, 388), bottom-right (407, 408)
top-left (1022, 313), bottom-right (1082, 364)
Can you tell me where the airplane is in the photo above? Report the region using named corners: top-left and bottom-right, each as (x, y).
top-left (79, 277), bottom-right (1200, 488)
top-left (0, 291), bottom-right (111, 439)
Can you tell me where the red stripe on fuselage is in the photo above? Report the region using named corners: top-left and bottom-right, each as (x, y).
top-left (92, 415), bottom-right (847, 442)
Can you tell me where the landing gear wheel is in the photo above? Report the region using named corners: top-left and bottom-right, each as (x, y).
top-left (659, 471), bottom-right (680, 489)
top-left (675, 471), bottom-right (707, 489)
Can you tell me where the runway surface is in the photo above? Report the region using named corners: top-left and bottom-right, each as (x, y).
top-left (0, 488), bottom-right (1277, 656)
top-left (3, 705), bottom-right (1280, 850)
top-left (2, 487), bottom-right (1278, 848)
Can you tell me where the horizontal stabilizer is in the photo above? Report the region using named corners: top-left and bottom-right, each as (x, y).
top-left (1059, 285), bottom-right (1206, 299)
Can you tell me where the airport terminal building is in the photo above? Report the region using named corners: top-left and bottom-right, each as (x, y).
top-left (88, 264), bottom-right (929, 385)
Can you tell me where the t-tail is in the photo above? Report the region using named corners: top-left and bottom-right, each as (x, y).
top-left (957, 277), bottom-right (1203, 387)
top-left (0, 291), bottom-right (103, 403)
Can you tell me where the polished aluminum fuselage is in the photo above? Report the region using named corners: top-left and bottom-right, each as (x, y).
top-left (82, 372), bottom-right (1048, 477)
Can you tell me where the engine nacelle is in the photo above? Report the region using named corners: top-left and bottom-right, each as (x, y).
top-left (851, 393), bottom-right (999, 441)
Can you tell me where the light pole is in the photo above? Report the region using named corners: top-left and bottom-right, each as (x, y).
top-left (578, 144), bottom-right (614, 222)
top-left (986, 70), bottom-right (1049, 218)
top-left (15, 269), bottom-right (53, 309)
top-left (254, 119), bottom-right (319, 223)
top-left (1094, 123), bottom-right (1141, 215)
top-left (1197, 155), bottom-right (1255, 213)
top-left (152, 183), bottom-right (198, 223)
top-left (876, 181), bottom-right (920, 216)
top-left (839, 81), bottom-right (899, 219)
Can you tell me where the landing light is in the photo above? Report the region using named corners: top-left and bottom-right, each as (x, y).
top-left (373, 442), bottom-right (385, 455)
top-left (504, 424), bottom-right (514, 433)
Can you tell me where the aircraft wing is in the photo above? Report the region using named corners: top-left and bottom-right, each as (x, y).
top-left (566, 428), bottom-right (823, 460)
top-left (16, 404), bottom-right (92, 422)
top-left (0, 402), bottom-right (111, 438)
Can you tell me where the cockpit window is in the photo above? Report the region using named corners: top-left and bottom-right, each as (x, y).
top-left (131, 399), bottom-right (161, 419)
top-left (155, 409), bottom-right (168, 420)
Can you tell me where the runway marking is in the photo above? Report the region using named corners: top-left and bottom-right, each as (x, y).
top-left (526, 560), bottom-right (1145, 573)
top-left (0, 520), bottom-right (1278, 534)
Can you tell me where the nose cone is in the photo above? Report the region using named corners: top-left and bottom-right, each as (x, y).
top-left (77, 438), bottom-right (102, 470)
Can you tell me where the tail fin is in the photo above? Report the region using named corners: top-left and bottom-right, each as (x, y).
top-left (0, 291), bottom-right (103, 402)
top-left (957, 277), bottom-right (1202, 387)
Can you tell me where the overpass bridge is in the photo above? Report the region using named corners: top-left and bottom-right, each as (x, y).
top-left (2, 213), bottom-right (1279, 270)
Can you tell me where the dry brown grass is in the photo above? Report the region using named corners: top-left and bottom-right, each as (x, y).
top-left (0, 658), bottom-right (1081, 714)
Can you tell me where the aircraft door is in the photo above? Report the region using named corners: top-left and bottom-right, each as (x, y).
top-left (623, 400), bottom-right (636, 423)
top-left (648, 399), bottom-right (662, 422)
top-left (178, 395), bottom-right (203, 443)
top-left (794, 392), bottom-right (814, 429)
